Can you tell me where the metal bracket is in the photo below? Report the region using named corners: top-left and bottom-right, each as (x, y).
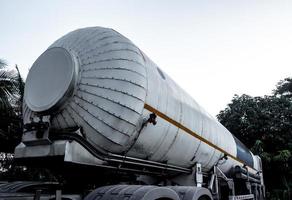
top-left (22, 116), bottom-right (51, 146)
top-left (208, 166), bottom-right (235, 199)
top-left (229, 194), bottom-right (254, 200)
top-left (195, 163), bottom-right (203, 187)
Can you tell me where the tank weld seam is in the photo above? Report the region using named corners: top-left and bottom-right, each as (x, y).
top-left (80, 48), bottom-right (143, 63)
top-left (76, 32), bottom-right (120, 53)
top-left (79, 82), bottom-right (144, 102)
top-left (81, 56), bottom-right (146, 73)
top-left (71, 100), bottom-right (131, 138)
top-left (79, 40), bottom-right (141, 59)
top-left (67, 29), bottom-right (101, 49)
top-left (80, 58), bottom-right (144, 68)
top-left (82, 66), bottom-right (146, 79)
top-left (50, 30), bottom-right (75, 48)
top-left (72, 98), bottom-right (132, 138)
top-left (52, 115), bottom-right (62, 129)
top-left (75, 92), bottom-right (137, 127)
top-left (56, 29), bottom-right (95, 52)
top-left (191, 119), bottom-right (205, 162)
top-left (204, 146), bottom-right (218, 168)
top-left (59, 111), bottom-right (70, 127)
top-left (74, 30), bottom-right (110, 48)
top-left (204, 126), bottom-right (222, 168)
top-left (153, 85), bottom-right (170, 160)
top-left (67, 104), bottom-right (123, 146)
top-left (60, 110), bottom-right (74, 127)
top-left (77, 88), bottom-right (141, 116)
top-left (56, 29), bottom-right (108, 50)
top-left (159, 101), bottom-right (183, 161)
top-left (63, 107), bottom-right (78, 126)
top-left (192, 137), bottom-right (202, 162)
top-left (81, 75), bottom-right (146, 90)
top-left (84, 34), bottom-right (126, 47)
top-left (57, 114), bottom-right (67, 129)
top-left (144, 103), bottom-right (257, 171)
top-left (147, 123), bottom-right (172, 160)
top-left (78, 34), bottom-right (129, 56)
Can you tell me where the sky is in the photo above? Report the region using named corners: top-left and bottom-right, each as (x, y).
top-left (1, 0), bottom-right (292, 116)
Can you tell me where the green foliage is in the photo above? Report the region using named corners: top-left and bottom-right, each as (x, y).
top-left (217, 77), bottom-right (292, 199)
top-left (273, 150), bottom-right (291, 163)
top-left (0, 58), bottom-right (61, 183)
top-left (274, 77), bottom-right (292, 98)
top-left (0, 59), bottom-right (24, 152)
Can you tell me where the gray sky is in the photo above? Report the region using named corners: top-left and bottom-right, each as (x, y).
top-left (1, 0), bottom-right (292, 116)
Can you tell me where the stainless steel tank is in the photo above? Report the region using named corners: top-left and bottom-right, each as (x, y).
top-left (23, 27), bottom-right (260, 175)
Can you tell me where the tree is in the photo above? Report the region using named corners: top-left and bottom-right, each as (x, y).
top-left (217, 78), bottom-right (292, 199)
top-left (274, 77), bottom-right (292, 99)
top-left (0, 59), bottom-right (24, 152)
top-left (0, 59), bottom-right (18, 112)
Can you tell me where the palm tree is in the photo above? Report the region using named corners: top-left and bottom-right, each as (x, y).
top-left (0, 59), bottom-right (19, 112)
top-left (0, 59), bottom-right (24, 152)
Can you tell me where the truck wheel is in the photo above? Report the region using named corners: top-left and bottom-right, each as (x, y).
top-left (198, 195), bottom-right (212, 200)
top-left (84, 185), bottom-right (180, 200)
top-left (168, 186), bottom-right (213, 200)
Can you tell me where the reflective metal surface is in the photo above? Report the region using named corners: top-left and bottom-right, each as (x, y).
top-left (22, 27), bottom-right (260, 176)
top-left (24, 47), bottom-right (78, 112)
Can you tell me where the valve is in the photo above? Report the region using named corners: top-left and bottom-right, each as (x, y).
top-left (147, 113), bottom-right (157, 125)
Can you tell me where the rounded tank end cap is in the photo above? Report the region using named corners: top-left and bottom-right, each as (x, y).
top-left (24, 47), bottom-right (78, 113)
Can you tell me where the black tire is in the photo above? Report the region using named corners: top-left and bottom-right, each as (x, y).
top-left (198, 195), bottom-right (211, 200)
top-left (84, 185), bottom-right (180, 200)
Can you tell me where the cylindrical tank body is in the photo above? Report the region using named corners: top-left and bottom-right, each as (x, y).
top-left (23, 27), bottom-right (260, 175)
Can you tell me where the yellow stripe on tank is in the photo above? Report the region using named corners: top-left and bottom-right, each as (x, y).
top-left (144, 103), bottom-right (256, 171)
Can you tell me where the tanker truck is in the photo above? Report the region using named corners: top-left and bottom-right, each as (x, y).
top-left (1, 27), bottom-right (265, 200)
